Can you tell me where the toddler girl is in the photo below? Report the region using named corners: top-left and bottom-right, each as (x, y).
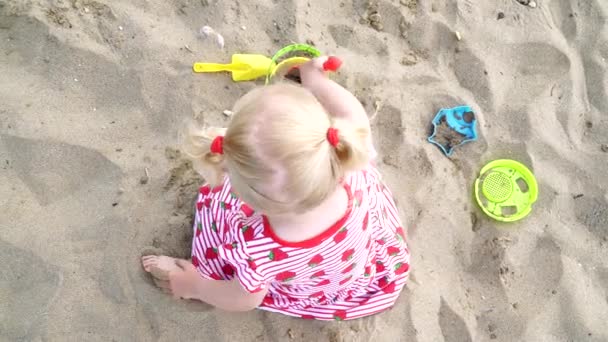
top-left (142, 57), bottom-right (410, 320)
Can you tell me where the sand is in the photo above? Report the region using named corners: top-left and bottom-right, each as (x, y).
top-left (1, 0), bottom-right (608, 341)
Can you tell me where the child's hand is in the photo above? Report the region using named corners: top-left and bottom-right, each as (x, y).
top-left (299, 56), bottom-right (342, 78)
top-left (142, 254), bottom-right (267, 311)
top-left (167, 259), bottom-right (203, 300)
top-left (299, 56), bottom-right (370, 131)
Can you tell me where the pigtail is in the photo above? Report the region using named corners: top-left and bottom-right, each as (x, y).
top-left (181, 122), bottom-right (227, 186)
top-left (329, 118), bottom-right (372, 173)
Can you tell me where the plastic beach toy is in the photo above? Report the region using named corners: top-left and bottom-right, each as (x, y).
top-left (192, 44), bottom-right (341, 83)
top-left (193, 54), bottom-right (276, 81)
top-left (266, 44), bottom-right (322, 83)
top-left (474, 159), bottom-right (538, 222)
top-left (428, 105), bottom-right (478, 156)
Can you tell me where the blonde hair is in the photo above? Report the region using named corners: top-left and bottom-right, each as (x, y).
top-left (182, 83), bottom-right (371, 215)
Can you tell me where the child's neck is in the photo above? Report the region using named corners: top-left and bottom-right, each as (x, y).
top-left (266, 185), bottom-right (349, 243)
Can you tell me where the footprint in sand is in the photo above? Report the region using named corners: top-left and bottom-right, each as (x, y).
top-left (406, 20), bottom-right (455, 65)
top-left (549, 0), bottom-right (579, 41)
top-left (1, 135), bottom-right (122, 206)
top-left (372, 104), bottom-right (404, 158)
top-left (1, 14), bottom-right (147, 113)
top-left (329, 24), bottom-right (388, 56)
top-left (453, 47), bottom-right (493, 113)
top-left (438, 297), bottom-right (472, 342)
top-left (510, 235), bottom-right (564, 316)
top-left (567, 0), bottom-right (608, 115)
top-left (250, 0), bottom-right (299, 45)
top-left (573, 196), bottom-right (608, 240)
top-left (0, 240), bottom-right (61, 341)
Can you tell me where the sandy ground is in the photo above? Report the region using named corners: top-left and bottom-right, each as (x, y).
top-left (2, 0), bottom-right (608, 341)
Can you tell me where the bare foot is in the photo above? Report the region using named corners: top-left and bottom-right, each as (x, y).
top-left (141, 255), bottom-right (200, 299)
top-left (141, 255), bottom-right (182, 296)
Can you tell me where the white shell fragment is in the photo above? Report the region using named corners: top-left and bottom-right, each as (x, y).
top-left (200, 25), bottom-right (213, 36)
top-left (199, 25), bottom-right (225, 49)
top-left (215, 34), bottom-right (225, 49)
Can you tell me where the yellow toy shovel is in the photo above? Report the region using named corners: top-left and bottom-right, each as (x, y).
top-left (192, 54), bottom-right (276, 81)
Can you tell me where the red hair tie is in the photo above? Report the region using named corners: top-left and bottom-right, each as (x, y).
top-left (210, 136), bottom-right (224, 154)
top-left (327, 127), bottom-right (340, 147)
top-left (322, 56), bottom-right (342, 72)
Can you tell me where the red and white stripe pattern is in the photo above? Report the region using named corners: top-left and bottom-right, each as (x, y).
top-left (191, 166), bottom-right (410, 321)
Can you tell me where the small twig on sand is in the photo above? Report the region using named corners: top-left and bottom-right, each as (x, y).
top-left (369, 100), bottom-right (383, 122)
top-left (140, 167), bottom-right (150, 185)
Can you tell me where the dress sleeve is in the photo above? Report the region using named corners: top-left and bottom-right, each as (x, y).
top-left (216, 211), bottom-right (268, 293)
top-left (193, 183), bottom-right (267, 293)
top-left (194, 183), bottom-right (240, 240)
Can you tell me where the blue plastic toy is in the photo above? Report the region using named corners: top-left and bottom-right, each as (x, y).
top-left (428, 105), bottom-right (478, 156)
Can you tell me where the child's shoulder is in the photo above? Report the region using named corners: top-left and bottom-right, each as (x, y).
top-left (344, 164), bottom-right (383, 188)
top-left (197, 178), bottom-right (253, 216)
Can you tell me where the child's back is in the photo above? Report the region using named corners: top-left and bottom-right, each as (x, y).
top-left (192, 166), bottom-right (409, 320)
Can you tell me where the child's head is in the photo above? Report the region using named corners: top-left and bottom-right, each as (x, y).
top-left (184, 83), bottom-right (371, 215)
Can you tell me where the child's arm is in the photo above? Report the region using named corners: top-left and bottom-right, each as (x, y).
top-left (191, 278), bottom-right (268, 312)
top-left (171, 260), bottom-right (268, 312)
top-left (300, 57), bottom-right (377, 161)
top-left (299, 57), bottom-right (371, 130)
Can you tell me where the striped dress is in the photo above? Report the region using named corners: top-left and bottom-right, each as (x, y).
top-left (191, 166), bottom-right (410, 321)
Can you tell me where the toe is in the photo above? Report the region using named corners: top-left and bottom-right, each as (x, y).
top-left (143, 255), bottom-right (180, 280)
top-left (142, 255), bottom-right (157, 262)
top-left (142, 256), bottom-right (158, 272)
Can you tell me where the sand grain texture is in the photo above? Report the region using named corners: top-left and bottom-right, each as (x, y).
top-left (1, 0), bottom-right (608, 341)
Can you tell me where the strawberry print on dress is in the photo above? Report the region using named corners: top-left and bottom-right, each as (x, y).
top-left (190, 166), bottom-right (410, 320)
